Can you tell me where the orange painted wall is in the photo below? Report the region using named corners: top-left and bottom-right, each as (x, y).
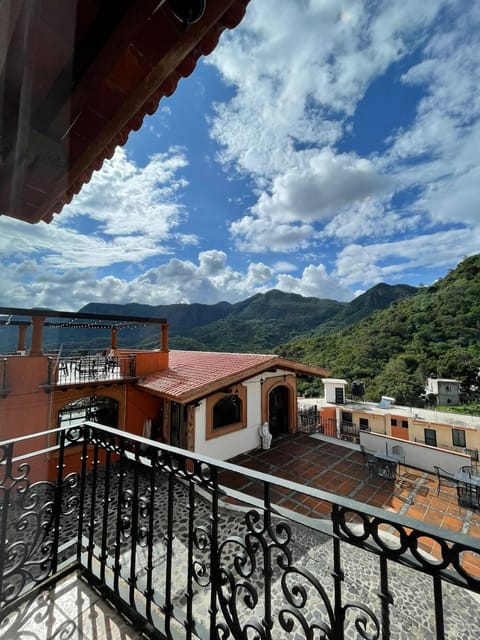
top-left (118, 350), bottom-right (169, 376)
top-left (125, 387), bottom-right (163, 439)
top-left (0, 356), bottom-right (51, 466)
top-left (391, 425), bottom-right (410, 441)
top-left (1, 355), bottom-right (163, 484)
top-left (321, 405), bottom-right (337, 421)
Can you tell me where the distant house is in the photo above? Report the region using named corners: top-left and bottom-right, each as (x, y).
top-left (426, 377), bottom-right (461, 405)
top-left (308, 378), bottom-right (479, 460)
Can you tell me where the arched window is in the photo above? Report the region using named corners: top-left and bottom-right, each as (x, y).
top-left (58, 395), bottom-right (119, 443)
top-left (213, 394), bottom-right (241, 429)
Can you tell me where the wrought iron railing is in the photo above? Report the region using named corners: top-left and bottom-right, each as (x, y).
top-left (1, 424), bottom-right (480, 638)
top-left (340, 420), bottom-right (360, 440)
top-left (46, 354), bottom-right (136, 385)
top-left (297, 410), bottom-right (338, 439)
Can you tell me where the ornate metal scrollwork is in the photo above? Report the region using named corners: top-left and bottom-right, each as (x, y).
top-left (216, 507), bottom-right (340, 639)
top-left (333, 504), bottom-right (480, 591)
top-left (0, 442), bottom-right (80, 608)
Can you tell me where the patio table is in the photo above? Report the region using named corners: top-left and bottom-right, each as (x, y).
top-left (373, 452), bottom-right (399, 480)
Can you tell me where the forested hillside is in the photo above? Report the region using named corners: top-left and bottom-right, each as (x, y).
top-left (279, 255), bottom-right (480, 404)
top-left (73, 284), bottom-right (415, 352)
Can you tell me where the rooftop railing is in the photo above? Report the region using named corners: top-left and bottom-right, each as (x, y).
top-left (46, 354), bottom-right (136, 386)
top-left (1, 424), bottom-right (480, 639)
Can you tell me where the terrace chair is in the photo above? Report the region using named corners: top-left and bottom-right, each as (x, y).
top-left (391, 444), bottom-right (405, 465)
top-left (360, 444), bottom-right (368, 464)
top-left (366, 455), bottom-right (379, 479)
top-left (360, 444), bottom-right (375, 465)
top-left (433, 465), bottom-right (456, 496)
top-left (460, 465), bottom-right (475, 476)
top-left (465, 465), bottom-right (480, 476)
top-left (391, 445), bottom-right (406, 470)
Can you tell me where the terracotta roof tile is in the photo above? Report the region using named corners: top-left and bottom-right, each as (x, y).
top-left (138, 350), bottom-right (277, 401)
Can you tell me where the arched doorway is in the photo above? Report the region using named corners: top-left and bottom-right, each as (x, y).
top-left (268, 385), bottom-right (290, 437)
top-left (57, 395), bottom-right (119, 435)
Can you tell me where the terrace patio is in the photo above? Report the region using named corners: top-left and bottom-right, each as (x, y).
top-left (2, 427), bottom-right (480, 639)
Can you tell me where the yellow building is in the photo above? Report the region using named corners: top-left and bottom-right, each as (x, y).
top-left (317, 378), bottom-right (480, 460)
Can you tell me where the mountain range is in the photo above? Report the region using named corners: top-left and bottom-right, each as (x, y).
top-left (78, 283), bottom-right (417, 352)
top-left (2, 255), bottom-right (479, 408)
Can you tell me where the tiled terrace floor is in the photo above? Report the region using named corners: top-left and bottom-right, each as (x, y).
top-left (0, 571), bottom-right (143, 640)
top-left (221, 433), bottom-right (480, 572)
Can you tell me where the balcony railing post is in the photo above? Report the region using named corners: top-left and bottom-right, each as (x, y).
top-left (145, 446), bottom-right (157, 627)
top-left (331, 508), bottom-right (345, 640)
top-left (209, 466), bottom-right (220, 637)
top-left (0, 443), bottom-right (14, 606)
top-left (433, 575), bottom-right (445, 640)
top-left (127, 442), bottom-right (140, 610)
top-left (163, 463), bottom-right (175, 636)
top-left (86, 436), bottom-right (100, 576)
top-left (185, 476), bottom-right (196, 638)
top-left (129, 354), bottom-right (136, 377)
top-left (262, 482), bottom-right (274, 637)
top-left (47, 356), bottom-right (54, 385)
top-left (51, 428), bottom-right (67, 574)
top-left (379, 555), bottom-right (393, 639)
top-left (76, 426), bottom-right (89, 565)
top-left (113, 435), bottom-right (127, 596)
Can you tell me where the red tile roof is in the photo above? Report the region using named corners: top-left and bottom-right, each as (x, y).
top-left (137, 350), bottom-right (329, 403)
top-left (138, 350), bottom-right (276, 401)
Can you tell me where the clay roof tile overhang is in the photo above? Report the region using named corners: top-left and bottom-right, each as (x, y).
top-left (0, 0), bottom-right (250, 224)
top-left (138, 350), bottom-right (330, 404)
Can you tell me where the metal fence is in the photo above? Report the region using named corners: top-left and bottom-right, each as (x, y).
top-left (1, 424), bottom-right (480, 639)
top-left (47, 354), bottom-right (136, 385)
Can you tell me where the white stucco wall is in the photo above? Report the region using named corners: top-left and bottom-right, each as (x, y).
top-left (360, 431), bottom-right (469, 474)
top-left (322, 378), bottom-right (347, 404)
top-left (193, 372), bottom-right (290, 460)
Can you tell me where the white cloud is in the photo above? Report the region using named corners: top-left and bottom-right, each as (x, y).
top-left (276, 264), bottom-right (353, 301)
top-left (0, 249), bottom-right (355, 310)
top-left (62, 147), bottom-right (189, 238)
top-left (209, 0), bottom-right (447, 179)
top-left (273, 261), bottom-right (296, 273)
top-left (229, 149), bottom-right (392, 252)
top-left (336, 227), bottom-right (480, 287)
top-left (385, 4), bottom-right (480, 230)
top-left (0, 147), bottom-right (194, 270)
top-left (208, 0), bottom-right (480, 287)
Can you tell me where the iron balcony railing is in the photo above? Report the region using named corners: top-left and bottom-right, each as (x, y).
top-left (297, 409), bottom-right (337, 438)
top-left (340, 420), bottom-right (360, 440)
top-left (1, 424), bottom-right (480, 639)
top-left (47, 353), bottom-right (136, 386)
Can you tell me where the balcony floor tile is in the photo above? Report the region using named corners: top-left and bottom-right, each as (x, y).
top-left (0, 571), bottom-right (143, 640)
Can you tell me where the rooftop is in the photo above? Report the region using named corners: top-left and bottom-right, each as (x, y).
top-left (313, 396), bottom-right (480, 430)
top-left (224, 433), bottom-right (480, 562)
top-left (138, 350), bottom-right (329, 403)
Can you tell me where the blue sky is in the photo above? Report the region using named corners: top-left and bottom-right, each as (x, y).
top-left (1, 0), bottom-right (480, 310)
